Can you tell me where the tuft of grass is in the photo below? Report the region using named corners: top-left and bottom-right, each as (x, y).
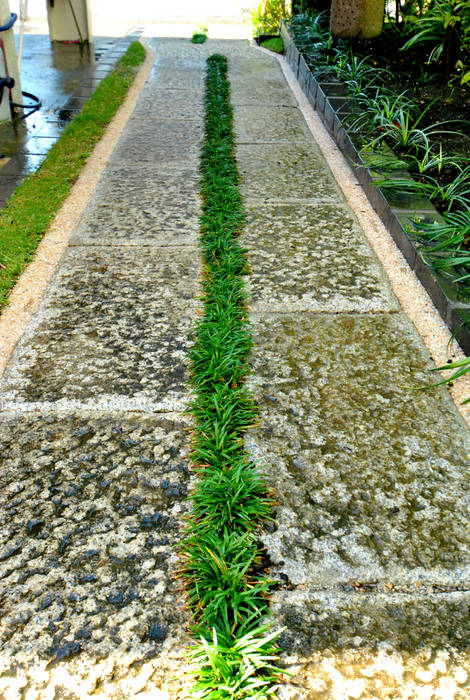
top-left (259, 37), bottom-right (284, 53)
top-left (0, 41), bottom-right (146, 310)
top-left (180, 53), bottom-right (284, 697)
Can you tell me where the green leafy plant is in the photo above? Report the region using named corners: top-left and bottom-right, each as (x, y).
top-left (401, 0), bottom-right (470, 81)
top-left (428, 355), bottom-right (470, 402)
top-left (189, 624), bottom-right (285, 699)
top-left (192, 26), bottom-right (208, 43)
top-left (376, 164), bottom-right (470, 211)
top-left (366, 103), bottom-right (463, 153)
top-left (180, 53), bottom-right (284, 696)
top-left (250, 0), bottom-right (290, 35)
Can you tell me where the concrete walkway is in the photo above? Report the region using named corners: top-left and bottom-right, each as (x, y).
top-left (0, 38), bottom-right (469, 699)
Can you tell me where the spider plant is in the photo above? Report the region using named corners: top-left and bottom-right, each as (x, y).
top-left (409, 209), bottom-right (470, 248)
top-left (345, 91), bottom-right (417, 138)
top-left (406, 210), bottom-right (470, 288)
top-left (428, 356), bottom-right (470, 403)
top-left (375, 165), bottom-right (470, 212)
top-left (335, 51), bottom-right (393, 86)
top-left (366, 102), bottom-right (464, 153)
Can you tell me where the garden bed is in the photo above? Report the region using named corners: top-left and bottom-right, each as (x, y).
top-left (281, 20), bottom-right (470, 355)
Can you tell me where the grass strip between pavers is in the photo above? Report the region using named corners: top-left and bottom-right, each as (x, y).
top-left (180, 53), bottom-right (285, 698)
top-left (0, 40), bottom-right (146, 310)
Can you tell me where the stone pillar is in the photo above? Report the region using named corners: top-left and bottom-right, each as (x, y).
top-left (46, 0), bottom-right (93, 43)
top-left (0, 0), bottom-right (23, 123)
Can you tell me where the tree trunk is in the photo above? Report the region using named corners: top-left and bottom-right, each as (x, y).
top-left (330, 0), bottom-right (385, 38)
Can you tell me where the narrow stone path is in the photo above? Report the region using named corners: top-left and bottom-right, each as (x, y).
top-left (0, 37), bottom-right (469, 700)
top-left (235, 49), bottom-right (470, 698)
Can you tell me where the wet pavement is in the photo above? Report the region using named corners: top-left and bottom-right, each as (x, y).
top-left (0, 36), bottom-right (470, 699)
top-left (0, 34), bottom-right (137, 208)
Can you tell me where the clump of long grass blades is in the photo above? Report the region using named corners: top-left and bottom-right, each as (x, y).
top-left (188, 624), bottom-right (285, 699)
top-left (373, 162), bottom-right (470, 212)
top-left (180, 53), bottom-right (284, 697)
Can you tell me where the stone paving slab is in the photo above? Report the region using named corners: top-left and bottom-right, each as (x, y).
top-left (135, 88), bottom-right (204, 121)
top-left (0, 410), bottom-right (191, 698)
top-left (228, 54), bottom-right (298, 106)
top-left (247, 313), bottom-right (470, 587)
top-left (273, 589), bottom-right (470, 699)
top-left (237, 143), bottom-right (341, 203)
top-left (145, 66), bottom-right (205, 91)
top-left (228, 55), bottom-right (288, 81)
top-left (109, 119), bottom-right (202, 167)
top-left (0, 247), bottom-right (199, 410)
top-left (230, 75), bottom-right (298, 107)
top-left (148, 38), bottom-right (255, 63)
top-left (72, 165), bottom-right (200, 246)
top-left (243, 204), bottom-right (398, 312)
top-left (234, 106), bottom-right (311, 143)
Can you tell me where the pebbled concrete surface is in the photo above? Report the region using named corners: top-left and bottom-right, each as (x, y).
top-left (234, 106), bottom-right (311, 143)
top-left (0, 38), bottom-right (206, 696)
top-left (1, 34), bottom-right (470, 700)
top-left (234, 45), bottom-right (470, 698)
top-left (0, 411), bottom-right (192, 698)
top-left (0, 246), bottom-right (198, 411)
top-left (243, 203), bottom-right (398, 312)
top-left (109, 119), bottom-right (202, 166)
top-left (71, 165), bottom-right (200, 246)
top-left (248, 313), bottom-right (470, 587)
top-left (238, 143), bottom-right (341, 203)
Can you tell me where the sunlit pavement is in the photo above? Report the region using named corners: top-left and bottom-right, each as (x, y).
top-left (16, 0), bottom-right (252, 38)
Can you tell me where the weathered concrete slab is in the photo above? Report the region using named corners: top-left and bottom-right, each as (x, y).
top-left (149, 38), bottom-right (254, 63)
top-left (135, 88), bottom-right (204, 121)
top-left (228, 55), bottom-right (287, 82)
top-left (0, 247), bottom-right (199, 410)
top-left (247, 313), bottom-right (470, 587)
top-left (237, 143), bottom-right (341, 203)
top-left (0, 410), bottom-right (191, 698)
top-left (144, 66), bottom-right (205, 91)
top-left (273, 588), bottom-right (470, 699)
top-left (109, 120), bottom-right (202, 167)
top-left (72, 165), bottom-right (200, 246)
top-left (228, 54), bottom-right (297, 106)
top-left (234, 106), bottom-right (311, 143)
top-left (230, 75), bottom-right (298, 107)
top-left (243, 204), bottom-right (398, 312)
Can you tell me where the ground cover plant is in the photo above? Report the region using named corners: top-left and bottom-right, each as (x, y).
top-left (181, 53), bottom-right (284, 697)
top-left (289, 5), bottom-right (470, 391)
top-left (192, 26), bottom-right (208, 44)
top-left (250, 0), bottom-right (290, 35)
top-left (0, 41), bottom-right (146, 310)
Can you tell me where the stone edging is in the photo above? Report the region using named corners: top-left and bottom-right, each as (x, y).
top-left (280, 21), bottom-right (470, 355)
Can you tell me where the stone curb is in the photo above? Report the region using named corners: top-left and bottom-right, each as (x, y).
top-left (280, 21), bottom-right (470, 355)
